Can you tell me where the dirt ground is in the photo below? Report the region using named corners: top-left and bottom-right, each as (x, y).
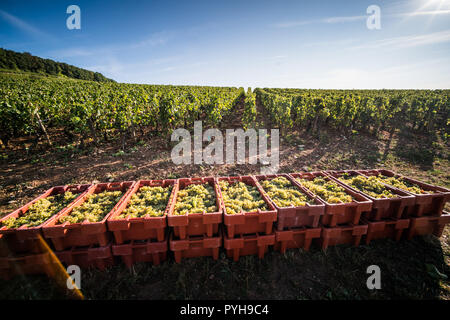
top-left (0, 98), bottom-right (449, 300)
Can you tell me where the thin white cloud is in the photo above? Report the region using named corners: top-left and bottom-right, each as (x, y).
top-left (84, 55), bottom-right (207, 81)
top-left (274, 20), bottom-right (310, 28)
top-left (263, 55), bottom-right (288, 60)
top-left (399, 9), bottom-right (450, 16)
top-left (0, 9), bottom-right (53, 40)
top-left (131, 31), bottom-right (173, 48)
top-left (161, 66), bottom-right (176, 72)
top-left (322, 15), bottom-right (366, 23)
top-left (273, 9), bottom-right (450, 28)
top-left (301, 38), bottom-right (357, 48)
top-left (274, 15), bottom-right (366, 28)
top-left (320, 58), bottom-right (450, 89)
top-left (48, 31), bottom-right (173, 59)
top-left (352, 29), bottom-right (450, 50)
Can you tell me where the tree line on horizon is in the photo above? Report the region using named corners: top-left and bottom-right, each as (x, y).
top-left (0, 48), bottom-right (114, 83)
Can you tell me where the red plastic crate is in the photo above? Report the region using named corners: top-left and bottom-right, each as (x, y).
top-left (358, 169), bottom-right (450, 218)
top-left (56, 243), bottom-right (114, 270)
top-left (107, 179), bottom-right (177, 243)
top-left (0, 184), bottom-right (93, 257)
top-left (217, 176), bottom-right (277, 238)
top-left (167, 177), bottom-right (222, 239)
top-left (255, 174), bottom-right (325, 230)
top-left (223, 231), bottom-right (275, 261)
top-left (325, 170), bottom-right (416, 221)
top-left (112, 238), bottom-right (168, 268)
top-left (42, 182), bottom-right (135, 251)
top-left (363, 218), bottom-right (410, 245)
top-left (407, 212), bottom-right (450, 240)
top-left (319, 223), bottom-right (368, 250)
top-left (169, 231), bottom-right (222, 263)
top-left (289, 172), bottom-right (372, 227)
top-left (0, 252), bottom-right (58, 280)
top-left (274, 226), bottom-right (322, 254)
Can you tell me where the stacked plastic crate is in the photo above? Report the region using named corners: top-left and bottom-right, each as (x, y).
top-left (217, 176), bottom-right (277, 261)
top-left (324, 170), bottom-right (419, 245)
top-left (255, 174), bottom-right (325, 253)
top-left (253, 173), bottom-right (325, 254)
top-left (356, 169), bottom-right (450, 242)
top-left (107, 180), bottom-right (176, 267)
top-left (42, 182), bottom-right (135, 271)
top-left (0, 170), bottom-right (448, 277)
top-left (290, 172), bottom-right (372, 249)
top-left (0, 184), bottom-right (92, 279)
top-left (167, 177), bottom-right (223, 263)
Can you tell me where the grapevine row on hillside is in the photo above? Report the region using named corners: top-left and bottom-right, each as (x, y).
top-left (255, 88), bottom-right (450, 136)
top-left (0, 73), bottom-right (244, 147)
top-left (242, 88), bottom-right (257, 129)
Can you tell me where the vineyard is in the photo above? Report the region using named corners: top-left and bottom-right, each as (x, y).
top-left (0, 73), bottom-right (244, 148)
top-left (0, 70), bottom-right (449, 300)
top-left (1, 73), bottom-right (449, 152)
top-left (255, 88), bottom-right (450, 137)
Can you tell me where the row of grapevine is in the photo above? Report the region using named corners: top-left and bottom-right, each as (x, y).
top-left (242, 88), bottom-right (257, 129)
top-left (255, 88), bottom-right (450, 136)
top-left (0, 73), bottom-right (244, 146)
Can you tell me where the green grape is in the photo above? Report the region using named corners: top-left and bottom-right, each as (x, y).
top-left (219, 180), bottom-right (268, 214)
top-left (297, 177), bottom-right (354, 204)
top-left (372, 174), bottom-right (431, 195)
top-left (58, 190), bottom-right (123, 224)
top-left (117, 185), bottom-right (172, 219)
top-left (259, 176), bottom-right (314, 208)
top-left (338, 175), bottom-right (397, 199)
top-left (2, 191), bottom-right (77, 229)
top-left (173, 183), bottom-right (217, 215)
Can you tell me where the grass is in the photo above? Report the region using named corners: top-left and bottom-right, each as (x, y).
top-left (112, 150), bottom-right (127, 157)
top-left (123, 163), bottom-right (134, 169)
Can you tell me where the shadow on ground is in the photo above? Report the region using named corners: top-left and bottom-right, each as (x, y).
top-left (1, 229), bottom-right (448, 300)
top-left (393, 128), bottom-right (446, 170)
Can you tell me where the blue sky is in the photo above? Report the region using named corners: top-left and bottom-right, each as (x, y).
top-left (1, 0), bottom-right (450, 89)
